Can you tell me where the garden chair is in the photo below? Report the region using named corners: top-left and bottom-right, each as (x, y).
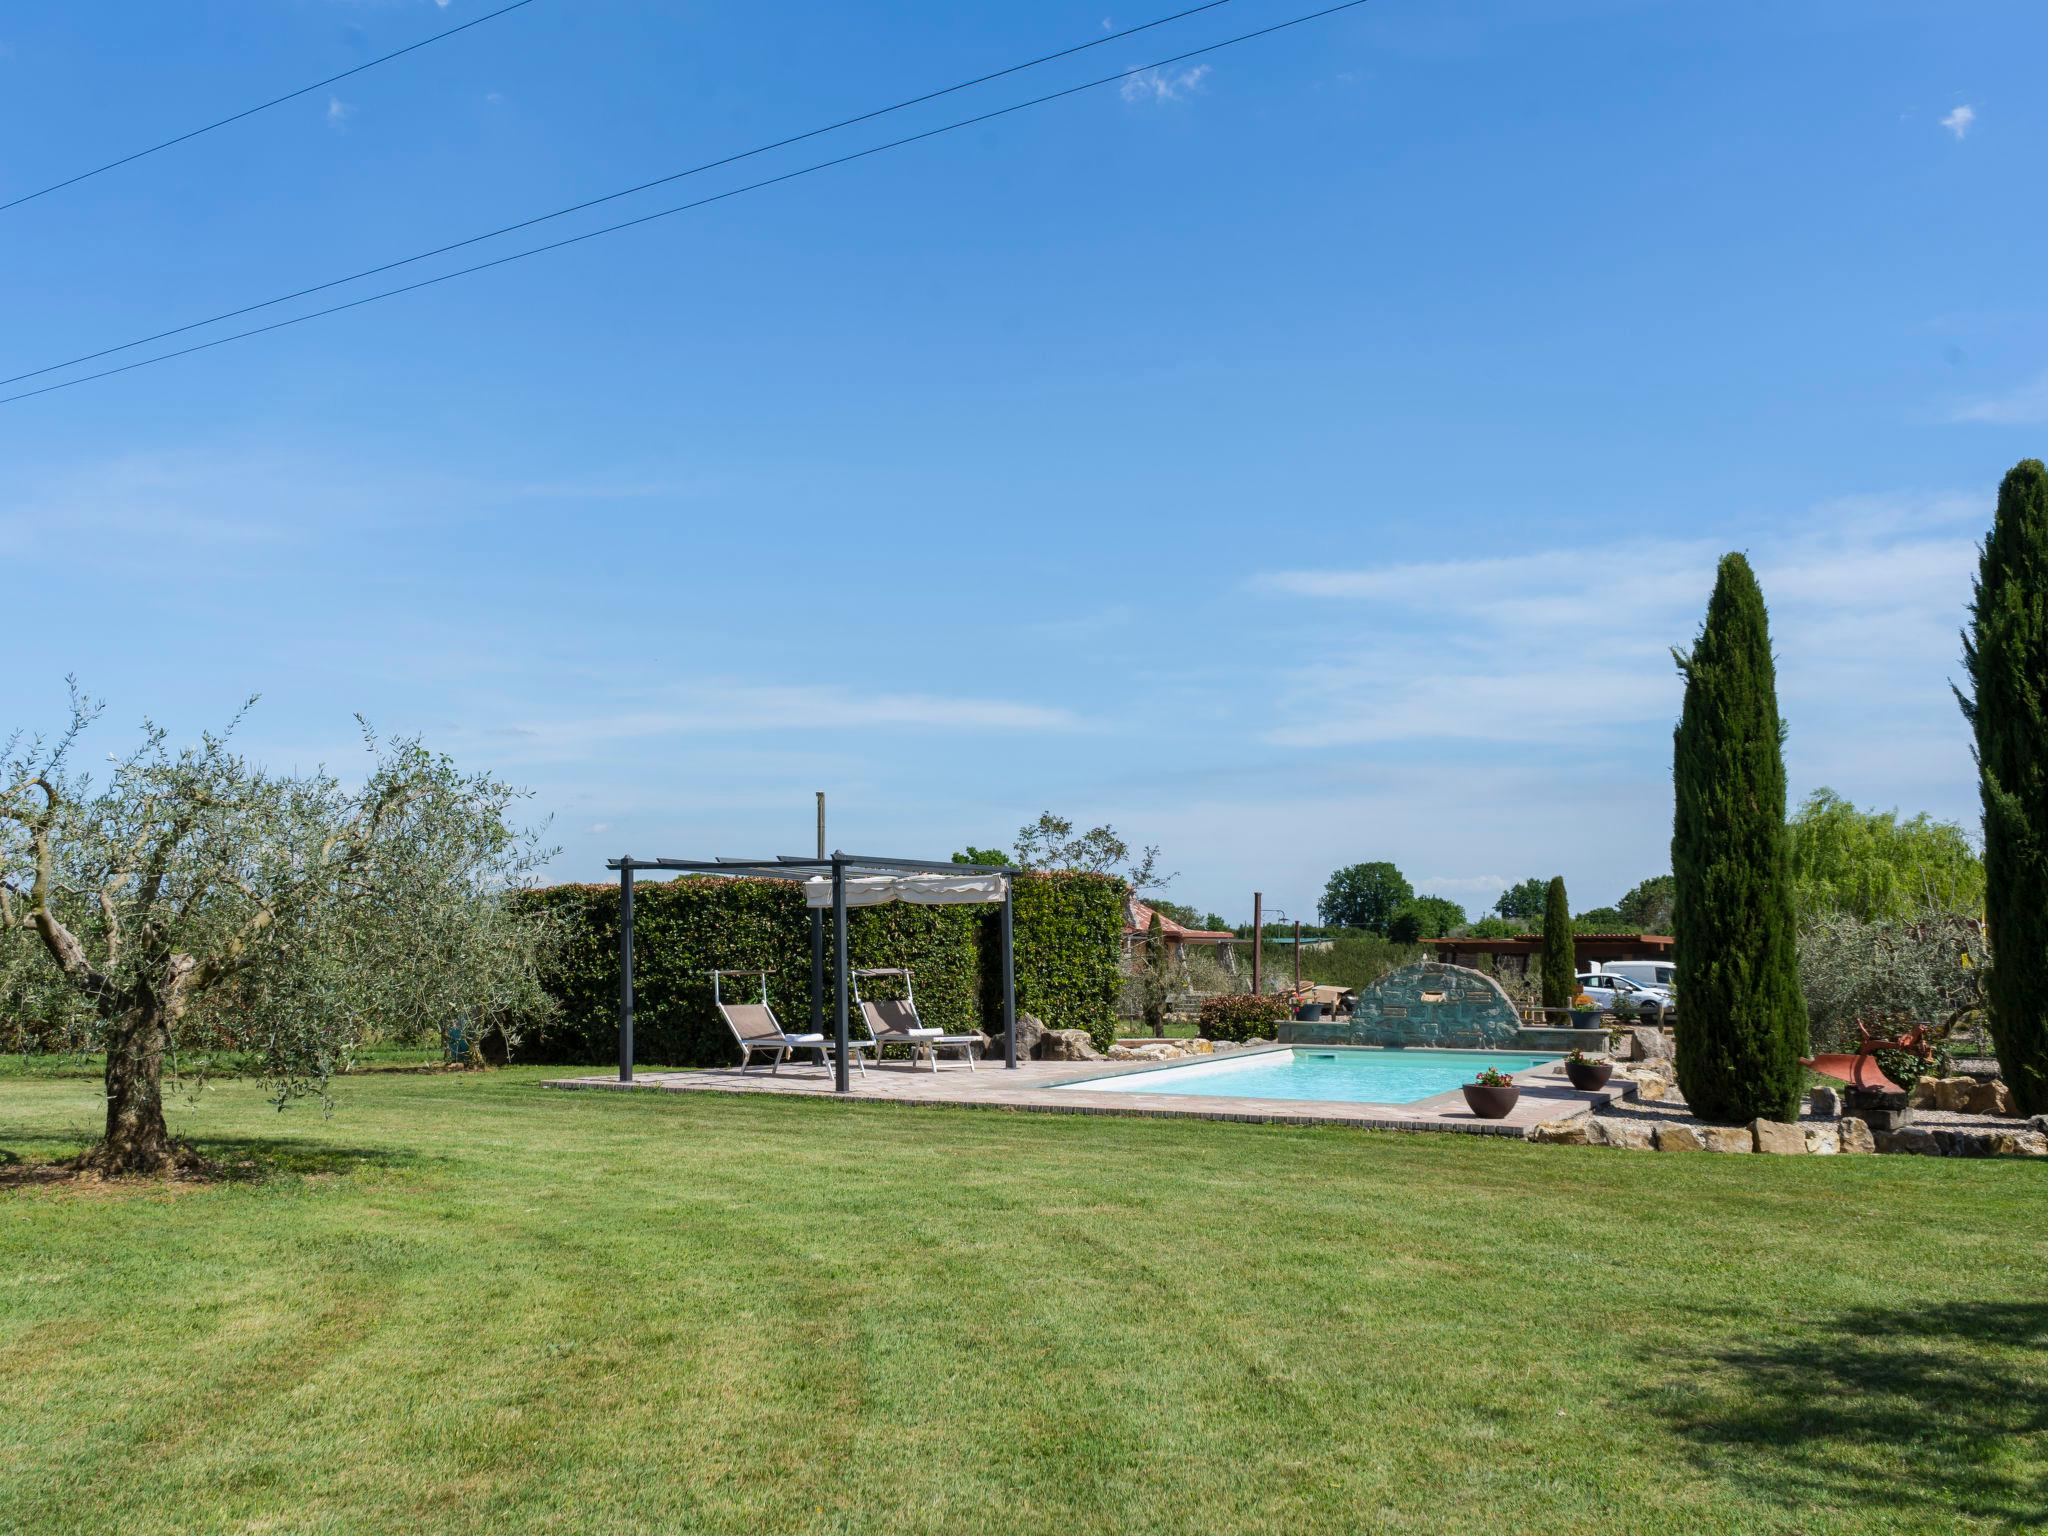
top-left (851, 967), bottom-right (980, 1072)
top-left (711, 969), bottom-right (861, 1076)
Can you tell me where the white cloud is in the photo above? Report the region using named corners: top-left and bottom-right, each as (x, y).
top-left (584, 822), bottom-right (612, 835)
top-left (1121, 63), bottom-right (1210, 104)
top-left (1941, 104), bottom-right (1975, 139)
top-left (1950, 370), bottom-right (2048, 425)
top-left (327, 96), bottom-right (352, 128)
top-left (1250, 492), bottom-right (1983, 764)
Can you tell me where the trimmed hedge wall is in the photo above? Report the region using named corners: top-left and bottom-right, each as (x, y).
top-left (510, 871), bottom-right (1123, 1066)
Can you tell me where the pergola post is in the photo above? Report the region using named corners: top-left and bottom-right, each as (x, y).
top-left (617, 861), bottom-right (635, 1084)
top-left (1001, 879), bottom-right (1018, 1069)
top-left (831, 856), bottom-right (850, 1094)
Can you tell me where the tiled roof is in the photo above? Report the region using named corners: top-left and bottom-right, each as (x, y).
top-left (1126, 897), bottom-right (1235, 941)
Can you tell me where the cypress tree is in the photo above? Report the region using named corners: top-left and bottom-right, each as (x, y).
top-left (1959, 459), bottom-right (2048, 1114)
top-left (1671, 553), bottom-right (1807, 1123)
top-left (1540, 876), bottom-right (1575, 1012)
top-left (1141, 911), bottom-right (1170, 1038)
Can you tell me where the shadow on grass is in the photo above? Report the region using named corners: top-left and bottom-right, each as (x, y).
top-left (0, 1131), bottom-right (432, 1191)
top-left (1642, 1301), bottom-right (2048, 1528)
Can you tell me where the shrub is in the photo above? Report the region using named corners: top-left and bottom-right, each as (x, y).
top-left (1198, 992), bottom-right (1293, 1043)
top-left (1797, 908), bottom-right (1987, 1058)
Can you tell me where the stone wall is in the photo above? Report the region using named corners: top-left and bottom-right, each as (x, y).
top-left (1280, 961), bottom-right (1522, 1049)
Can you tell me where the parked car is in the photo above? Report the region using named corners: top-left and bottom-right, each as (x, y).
top-left (1601, 960), bottom-right (1676, 991)
top-left (1575, 970), bottom-right (1674, 1025)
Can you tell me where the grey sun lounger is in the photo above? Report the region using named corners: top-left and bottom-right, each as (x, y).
top-left (711, 969), bottom-right (862, 1076)
top-left (851, 967), bottom-right (980, 1073)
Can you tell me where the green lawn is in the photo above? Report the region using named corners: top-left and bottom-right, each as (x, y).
top-left (2, 1063), bottom-right (2043, 1536)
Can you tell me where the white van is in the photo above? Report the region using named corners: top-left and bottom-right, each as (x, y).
top-left (1603, 960), bottom-right (1676, 991)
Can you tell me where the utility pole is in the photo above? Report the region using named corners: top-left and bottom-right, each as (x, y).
top-left (1252, 891), bottom-right (1263, 996)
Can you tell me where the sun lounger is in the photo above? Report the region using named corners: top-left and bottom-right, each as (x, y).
top-left (711, 969), bottom-right (861, 1075)
top-left (851, 967), bottom-right (980, 1073)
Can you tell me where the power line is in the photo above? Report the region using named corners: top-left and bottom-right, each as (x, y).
top-left (1, 0), bottom-right (1241, 391)
top-left (0, 0), bottom-right (1373, 408)
top-left (0, 0), bottom-right (541, 214)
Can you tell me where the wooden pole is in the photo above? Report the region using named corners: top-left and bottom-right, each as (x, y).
top-left (1294, 918), bottom-right (1302, 998)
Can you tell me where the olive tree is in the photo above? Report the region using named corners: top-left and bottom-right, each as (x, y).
top-left (1, 689), bottom-right (557, 1175)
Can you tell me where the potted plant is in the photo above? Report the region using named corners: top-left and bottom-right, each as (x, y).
top-left (1462, 1065), bottom-right (1521, 1119)
top-left (1562, 1048), bottom-right (1613, 1091)
top-left (1569, 991), bottom-right (1603, 1029)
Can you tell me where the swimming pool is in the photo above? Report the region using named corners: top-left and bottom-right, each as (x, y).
top-left (1052, 1047), bottom-right (1558, 1106)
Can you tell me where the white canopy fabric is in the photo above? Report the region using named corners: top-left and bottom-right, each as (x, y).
top-left (801, 872), bottom-right (1009, 910)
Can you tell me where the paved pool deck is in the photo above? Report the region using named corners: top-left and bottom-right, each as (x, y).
top-left (544, 1047), bottom-right (1624, 1137)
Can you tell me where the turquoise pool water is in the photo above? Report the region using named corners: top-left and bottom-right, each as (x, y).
top-left (1053, 1047), bottom-right (1557, 1105)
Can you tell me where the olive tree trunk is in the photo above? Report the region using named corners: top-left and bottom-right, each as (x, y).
top-left (94, 1002), bottom-right (175, 1174)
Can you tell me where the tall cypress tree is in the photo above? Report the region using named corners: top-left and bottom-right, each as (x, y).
top-left (1671, 553), bottom-right (1807, 1123)
top-left (1141, 910), bottom-right (1170, 1038)
top-left (1960, 459), bottom-right (2048, 1115)
top-left (1540, 876), bottom-right (1575, 1012)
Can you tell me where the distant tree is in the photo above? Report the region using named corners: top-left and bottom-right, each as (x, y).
top-left (1013, 812), bottom-right (1170, 891)
top-left (1573, 906), bottom-right (1627, 931)
top-left (1786, 789), bottom-right (1984, 921)
top-left (1540, 876), bottom-right (1575, 1011)
top-left (1387, 895), bottom-right (1466, 944)
top-left (1493, 877), bottom-right (1548, 924)
top-left (1615, 875), bottom-right (1676, 932)
top-left (0, 689), bottom-right (557, 1176)
top-left (1671, 554), bottom-right (1807, 1124)
top-left (1960, 458), bottom-right (2048, 1114)
top-left (1318, 862), bottom-right (1414, 934)
top-left (1139, 911), bottom-right (1170, 1037)
top-left (1459, 916), bottom-right (1522, 939)
top-left (952, 846), bottom-right (1009, 867)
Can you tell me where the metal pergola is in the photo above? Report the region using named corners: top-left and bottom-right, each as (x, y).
top-left (606, 852), bottom-right (1020, 1092)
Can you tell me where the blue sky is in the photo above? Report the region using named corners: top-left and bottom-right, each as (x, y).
top-left (3, 0), bottom-right (2043, 923)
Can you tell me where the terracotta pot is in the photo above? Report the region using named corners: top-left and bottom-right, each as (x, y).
top-left (1565, 1058), bottom-right (1614, 1091)
top-left (1462, 1083), bottom-right (1520, 1119)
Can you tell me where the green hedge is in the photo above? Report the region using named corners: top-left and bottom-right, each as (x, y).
top-left (511, 871), bottom-right (1124, 1066)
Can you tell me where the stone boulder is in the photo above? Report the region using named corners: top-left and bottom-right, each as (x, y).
top-left (1012, 1013), bottom-right (1049, 1060)
top-left (1750, 1119), bottom-right (1806, 1155)
top-left (1589, 1119), bottom-right (1654, 1151)
top-left (1964, 1080), bottom-right (2015, 1116)
top-left (1986, 1130), bottom-right (2048, 1158)
top-left (1625, 1025), bottom-right (1674, 1064)
top-left (1837, 1117), bottom-right (1876, 1154)
top-left (1655, 1124), bottom-right (1706, 1152)
top-left (1527, 1116), bottom-right (1591, 1146)
top-left (1107, 1042), bottom-right (1183, 1063)
top-left (1804, 1126), bottom-right (1840, 1155)
top-left (1808, 1085), bottom-right (1841, 1119)
top-left (1038, 1029), bottom-right (1103, 1062)
top-left (1909, 1075), bottom-right (1978, 1113)
top-left (1699, 1125), bottom-right (1752, 1154)
top-left (1876, 1126), bottom-right (1943, 1157)
top-left (1623, 1069), bottom-right (1672, 1102)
